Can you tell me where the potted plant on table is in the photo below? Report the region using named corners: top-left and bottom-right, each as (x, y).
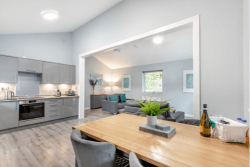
top-left (137, 96), bottom-right (170, 126)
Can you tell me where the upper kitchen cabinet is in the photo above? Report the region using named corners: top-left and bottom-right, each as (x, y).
top-left (0, 55), bottom-right (18, 83)
top-left (43, 62), bottom-right (60, 84)
top-left (71, 65), bottom-right (76, 84)
top-left (18, 58), bottom-right (42, 73)
top-left (60, 64), bottom-right (71, 84)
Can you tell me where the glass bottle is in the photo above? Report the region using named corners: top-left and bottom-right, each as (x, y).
top-left (199, 104), bottom-right (211, 137)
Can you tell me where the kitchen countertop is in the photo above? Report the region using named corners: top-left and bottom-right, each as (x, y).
top-left (0, 95), bottom-right (79, 102)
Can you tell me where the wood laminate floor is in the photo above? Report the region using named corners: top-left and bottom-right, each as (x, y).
top-left (0, 109), bottom-right (113, 167)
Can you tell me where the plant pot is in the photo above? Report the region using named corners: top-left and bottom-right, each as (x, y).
top-left (147, 115), bottom-right (157, 126)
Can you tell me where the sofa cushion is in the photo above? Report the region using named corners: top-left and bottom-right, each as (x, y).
top-left (117, 102), bottom-right (126, 109)
top-left (126, 100), bottom-right (141, 108)
top-left (120, 94), bottom-right (126, 102)
top-left (109, 95), bottom-right (118, 102)
top-left (114, 94), bottom-right (121, 102)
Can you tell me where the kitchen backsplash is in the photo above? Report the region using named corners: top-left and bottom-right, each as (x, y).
top-left (0, 82), bottom-right (75, 97)
top-left (40, 84), bottom-right (72, 95)
top-left (16, 73), bottom-right (41, 96)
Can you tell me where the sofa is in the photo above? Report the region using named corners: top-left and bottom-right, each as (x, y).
top-left (122, 100), bottom-right (185, 122)
top-left (102, 94), bottom-right (131, 114)
top-left (103, 95), bottom-right (185, 122)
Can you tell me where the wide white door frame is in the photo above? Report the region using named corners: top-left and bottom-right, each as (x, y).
top-left (78, 15), bottom-right (200, 119)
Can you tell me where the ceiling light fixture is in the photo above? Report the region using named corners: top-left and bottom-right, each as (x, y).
top-left (41, 10), bottom-right (58, 20)
top-left (153, 36), bottom-right (163, 44)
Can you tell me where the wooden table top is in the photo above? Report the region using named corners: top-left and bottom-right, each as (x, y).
top-left (72, 114), bottom-right (249, 167)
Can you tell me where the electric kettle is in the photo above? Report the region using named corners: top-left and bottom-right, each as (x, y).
top-left (4, 90), bottom-right (14, 100)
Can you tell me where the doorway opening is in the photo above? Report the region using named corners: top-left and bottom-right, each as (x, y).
top-left (78, 15), bottom-right (200, 119)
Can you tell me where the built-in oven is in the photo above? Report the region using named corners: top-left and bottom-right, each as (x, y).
top-left (19, 100), bottom-right (45, 122)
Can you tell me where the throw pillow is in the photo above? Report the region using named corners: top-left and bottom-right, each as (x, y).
top-left (109, 95), bottom-right (118, 102)
top-left (120, 94), bottom-right (126, 102)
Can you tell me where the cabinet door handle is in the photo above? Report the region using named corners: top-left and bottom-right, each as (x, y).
top-left (50, 105), bottom-right (58, 107)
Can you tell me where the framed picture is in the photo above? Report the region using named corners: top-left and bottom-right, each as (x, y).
top-left (90, 74), bottom-right (103, 85)
top-left (122, 75), bottom-right (131, 91)
top-left (183, 70), bottom-right (193, 93)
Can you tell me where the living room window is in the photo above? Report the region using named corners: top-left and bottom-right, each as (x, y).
top-left (142, 70), bottom-right (163, 93)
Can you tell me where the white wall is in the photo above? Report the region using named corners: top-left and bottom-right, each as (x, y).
top-left (85, 56), bottom-right (112, 108)
top-left (72, 0), bottom-right (244, 120)
top-left (243, 0), bottom-right (249, 123)
top-left (0, 32), bottom-right (73, 64)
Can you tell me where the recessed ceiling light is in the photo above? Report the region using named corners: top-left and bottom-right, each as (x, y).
top-left (41, 10), bottom-right (58, 20)
top-left (153, 36), bottom-right (163, 44)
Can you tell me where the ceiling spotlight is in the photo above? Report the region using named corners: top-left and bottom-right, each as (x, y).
top-left (153, 36), bottom-right (163, 44)
top-left (41, 10), bottom-right (58, 20)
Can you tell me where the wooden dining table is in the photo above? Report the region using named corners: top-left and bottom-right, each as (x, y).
top-left (72, 114), bottom-right (249, 167)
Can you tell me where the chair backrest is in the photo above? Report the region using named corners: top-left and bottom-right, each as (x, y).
top-left (71, 129), bottom-right (116, 167)
top-left (129, 152), bottom-right (143, 167)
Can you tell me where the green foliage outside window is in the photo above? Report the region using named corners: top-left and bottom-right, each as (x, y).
top-left (145, 71), bottom-right (162, 92)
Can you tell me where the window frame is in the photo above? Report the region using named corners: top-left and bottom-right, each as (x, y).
top-left (142, 70), bottom-right (163, 93)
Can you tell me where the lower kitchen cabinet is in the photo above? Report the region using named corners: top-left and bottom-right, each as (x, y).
top-left (45, 99), bottom-right (63, 121)
top-left (44, 97), bottom-right (79, 121)
top-left (0, 102), bottom-right (19, 130)
top-left (62, 97), bottom-right (79, 118)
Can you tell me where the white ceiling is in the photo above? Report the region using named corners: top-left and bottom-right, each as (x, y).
top-left (0, 0), bottom-right (122, 34)
top-left (93, 26), bottom-right (193, 69)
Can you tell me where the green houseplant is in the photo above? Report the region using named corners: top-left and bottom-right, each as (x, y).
top-left (137, 96), bottom-right (170, 125)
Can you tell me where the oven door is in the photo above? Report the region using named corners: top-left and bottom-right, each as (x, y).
top-left (19, 103), bottom-right (44, 121)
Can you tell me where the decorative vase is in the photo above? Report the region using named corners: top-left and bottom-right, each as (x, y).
top-left (92, 86), bottom-right (95, 94)
top-left (147, 115), bottom-right (157, 126)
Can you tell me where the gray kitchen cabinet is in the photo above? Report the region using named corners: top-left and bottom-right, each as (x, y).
top-left (0, 101), bottom-right (19, 130)
top-left (45, 99), bottom-right (63, 121)
top-left (73, 97), bottom-right (79, 115)
top-left (18, 58), bottom-right (43, 73)
top-left (61, 97), bottom-right (79, 118)
top-left (60, 64), bottom-right (71, 84)
top-left (71, 65), bottom-right (76, 84)
top-left (43, 62), bottom-right (60, 84)
top-left (0, 55), bottom-right (18, 83)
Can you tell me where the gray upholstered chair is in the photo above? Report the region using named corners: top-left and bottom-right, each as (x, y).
top-left (71, 129), bottom-right (116, 167)
top-left (129, 151), bottom-right (143, 167)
